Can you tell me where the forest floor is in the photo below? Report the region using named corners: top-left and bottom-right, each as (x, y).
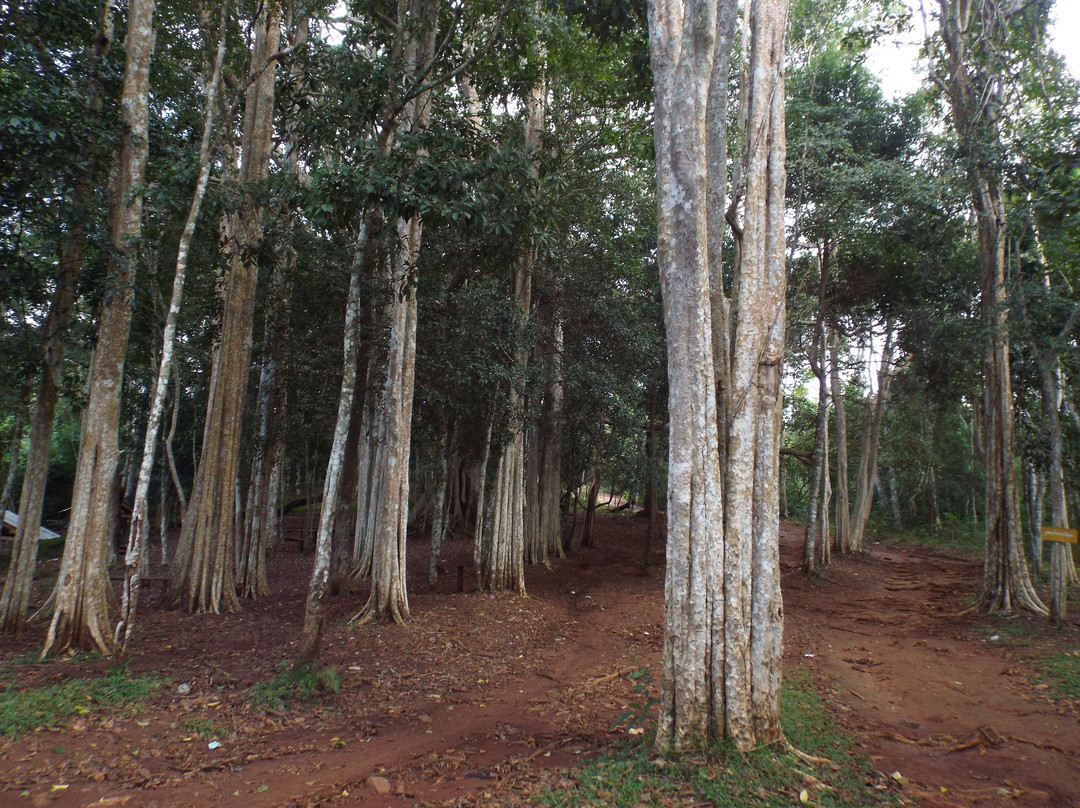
top-left (1, 514), bottom-right (1078, 808)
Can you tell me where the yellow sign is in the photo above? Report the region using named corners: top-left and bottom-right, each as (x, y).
top-left (1041, 526), bottom-right (1078, 544)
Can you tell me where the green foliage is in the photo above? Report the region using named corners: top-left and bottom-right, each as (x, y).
top-left (0, 671), bottom-right (157, 738)
top-left (537, 669), bottom-right (899, 808)
top-left (248, 663), bottom-right (341, 712)
top-left (611, 668), bottom-right (658, 733)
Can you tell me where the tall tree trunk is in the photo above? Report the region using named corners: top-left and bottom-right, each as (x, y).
top-left (167, 0), bottom-right (281, 614)
top-left (937, 0), bottom-right (1045, 616)
top-left (829, 326), bottom-right (850, 552)
top-left (0, 379), bottom-right (30, 515)
top-left (537, 315), bottom-right (565, 561)
top-left (114, 0), bottom-right (230, 660)
top-left (43, 0), bottom-right (156, 656)
top-left (239, 3), bottom-right (306, 599)
top-left (849, 320), bottom-right (897, 551)
top-left (427, 421), bottom-right (452, 583)
top-left (296, 227), bottom-right (366, 665)
top-left (0, 2), bottom-right (117, 635)
top-left (474, 43), bottom-right (544, 594)
top-left (649, 0), bottom-right (787, 752)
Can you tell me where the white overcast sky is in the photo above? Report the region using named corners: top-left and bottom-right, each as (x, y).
top-left (866, 1), bottom-right (1080, 99)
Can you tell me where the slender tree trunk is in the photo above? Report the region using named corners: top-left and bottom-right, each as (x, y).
top-left (43, 0), bottom-right (156, 656)
top-left (829, 326), bottom-right (850, 552)
top-left (0, 2), bottom-right (117, 635)
top-left (538, 316), bottom-right (565, 561)
top-left (849, 320), bottom-right (897, 551)
top-left (0, 380), bottom-right (30, 515)
top-left (474, 43), bottom-right (544, 594)
top-left (114, 0), bottom-right (230, 660)
top-left (426, 421), bottom-right (452, 584)
top-left (296, 228), bottom-right (366, 665)
top-left (168, 0), bottom-right (281, 614)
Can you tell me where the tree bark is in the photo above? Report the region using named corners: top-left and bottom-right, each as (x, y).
top-left (167, 0), bottom-right (281, 614)
top-left (849, 320), bottom-right (897, 552)
top-left (649, 0), bottom-right (787, 752)
top-left (43, 0), bottom-right (156, 656)
top-left (296, 226), bottom-right (366, 665)
top-left (829, 326), bottom-right (850, 552)
top-left (474, 39), bottom-right (545, 593)
top-left (937, 0), bottom-right (1044, 615)
top-left (114, 0), bottom-right (230, 660)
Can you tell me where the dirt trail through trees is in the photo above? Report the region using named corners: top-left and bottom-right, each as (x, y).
top-left (1, 517), bottom-right (1077, 807)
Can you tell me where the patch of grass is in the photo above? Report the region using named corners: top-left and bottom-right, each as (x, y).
top-left (181, 716), bottom-right (230, 740)
top-left (0, 671), bottom-right (158, 737)
top-left (536, 668), bottom-right (899, 808)
top-left (248, 663), bottom-right (340, 712)
top-left (1031, 649), bottom-right (1080, 702)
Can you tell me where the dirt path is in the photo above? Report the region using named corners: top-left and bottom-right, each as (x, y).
top-left (783, 536), bottom-right (1080, 808)
top-left (2, 517), bottom-right (1077, 807)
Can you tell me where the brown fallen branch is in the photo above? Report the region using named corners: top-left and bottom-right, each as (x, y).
top-left (583, 665), bottom-right (639, 690)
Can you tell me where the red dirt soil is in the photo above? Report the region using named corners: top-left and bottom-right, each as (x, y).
top-left (1, 516), bottom-right (1078, 808)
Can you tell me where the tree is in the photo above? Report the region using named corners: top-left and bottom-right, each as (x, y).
top-left (932, 0), bottom-right (1046, 615)
top-left (0, 0), bottom-right (117, 634)
top-left (43, 0), bottom-right (157, 656)
top-left (648, 0), bottom-right (787, 751)
top-left (166, 0), bottom-right (282, 614)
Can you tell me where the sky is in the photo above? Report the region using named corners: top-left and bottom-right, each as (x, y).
top-left (866, 0), bottom-right (1080, 100)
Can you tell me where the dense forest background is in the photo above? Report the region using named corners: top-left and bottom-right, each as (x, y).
top-left (1, 0), bottom-right (1078, 656)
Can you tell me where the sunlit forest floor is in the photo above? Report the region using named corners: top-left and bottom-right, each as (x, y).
top-left (1, 514), bottom-right (1077, 807)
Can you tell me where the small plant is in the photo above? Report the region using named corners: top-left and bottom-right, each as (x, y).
top-left (0, 671), bottom-right (158, 738)
top-left (612, 667), bottom-right (658, 735)
top-left (249, 663), bottom-right (340, 712)
top-left (182, 716), bottom-right (230, 740)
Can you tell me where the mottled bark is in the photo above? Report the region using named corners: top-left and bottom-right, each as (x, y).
top-left (296, 229), bottom-right (365, 665)
top-left (43, 0), bottom-right (156, 656)
top-left (649, 0), bottom-right (786, 752)
top-left (537, 316), bottom-right (565, 561)
top-left (849, 321), bottom-right (897, 552)
top-left (474, 46), bottom-right (544, 593)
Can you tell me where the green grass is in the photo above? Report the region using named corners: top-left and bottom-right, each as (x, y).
top-left (536, 668), bottom-right (899, 808)
top-left (181, 716), bottom-right (230, 740)
top-left (248, 663), bottom-right (341, 712)
top-left (1030, 649), bottom-right (1080, 702)
top-left (0, 671), bottom-right (158, 737)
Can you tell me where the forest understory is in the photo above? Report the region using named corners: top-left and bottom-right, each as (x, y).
top-left (1, 514), bottom-right (1078, 808)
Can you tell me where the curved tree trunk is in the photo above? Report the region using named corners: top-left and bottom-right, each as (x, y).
top-left (167, 0), bottom-right (281, 615)
top-left (44, 0), bottom-right (156, 656)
